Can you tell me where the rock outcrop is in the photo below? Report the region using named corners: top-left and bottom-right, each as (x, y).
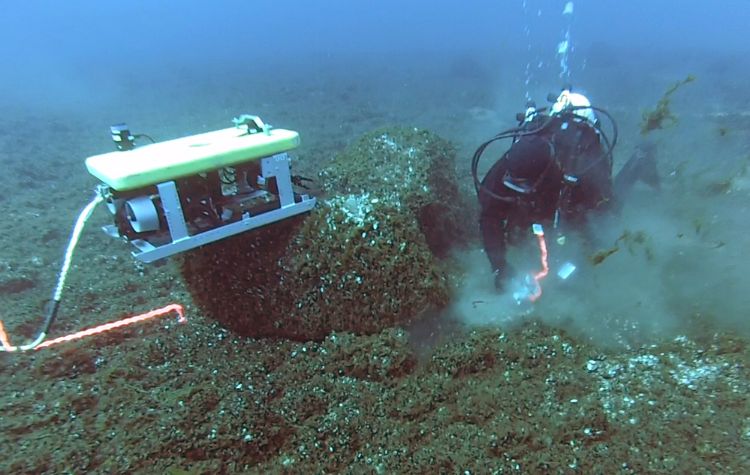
top-left (181, 126), bottom-right (471, 340)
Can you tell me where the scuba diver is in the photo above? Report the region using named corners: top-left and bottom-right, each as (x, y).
top-left (472, 87), bottom-right (659, 291)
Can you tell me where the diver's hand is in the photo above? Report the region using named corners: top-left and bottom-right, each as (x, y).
top-left (493, 265), bottom-right (516, 292)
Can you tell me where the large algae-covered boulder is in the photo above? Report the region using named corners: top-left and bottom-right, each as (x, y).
top-left (320, 127), bottom-right (469, 257)
top-left (180, 126), bottom-right (470, 340)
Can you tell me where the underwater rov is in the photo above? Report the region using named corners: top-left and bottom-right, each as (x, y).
top-left (0, 115), bottom-right (316, 351)
top-left (87, 115), bottom-right (316, 262)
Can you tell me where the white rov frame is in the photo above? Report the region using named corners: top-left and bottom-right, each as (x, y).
top-left (102, 152), bottom-right (316, 263)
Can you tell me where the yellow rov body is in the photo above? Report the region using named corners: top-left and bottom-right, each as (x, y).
top-left (86, 116), bottom-right (316, 263)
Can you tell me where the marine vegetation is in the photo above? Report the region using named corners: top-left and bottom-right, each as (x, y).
top-left (702, 155), bottom-right (750, 196)
top-left (640, 75), bottom-right (695, 135)
top-left (589, 229), bottom-right (654, 265)
top-left (589, 246), bottom-right (619, 266)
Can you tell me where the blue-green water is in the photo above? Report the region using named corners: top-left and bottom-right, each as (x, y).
top-left (1, 1), bottom-right (749, 472)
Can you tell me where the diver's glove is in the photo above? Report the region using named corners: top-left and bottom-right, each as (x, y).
top-left (493, 265), bottom-right (516, 292)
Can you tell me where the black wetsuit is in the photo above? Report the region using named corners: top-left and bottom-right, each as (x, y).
top-left (478, 113), bottom-right (614, 280)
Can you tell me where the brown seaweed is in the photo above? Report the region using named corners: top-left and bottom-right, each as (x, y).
top-left (589, 246), bottom-right (619, 265)
top-left (640, 75), bottom-right (695, 135)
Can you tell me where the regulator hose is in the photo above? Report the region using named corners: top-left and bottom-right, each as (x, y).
top-left (471, 105), bottom-right (618, 203)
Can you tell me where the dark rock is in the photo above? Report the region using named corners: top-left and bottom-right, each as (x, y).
top-left (180, 126), bottom-right (471, 340)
